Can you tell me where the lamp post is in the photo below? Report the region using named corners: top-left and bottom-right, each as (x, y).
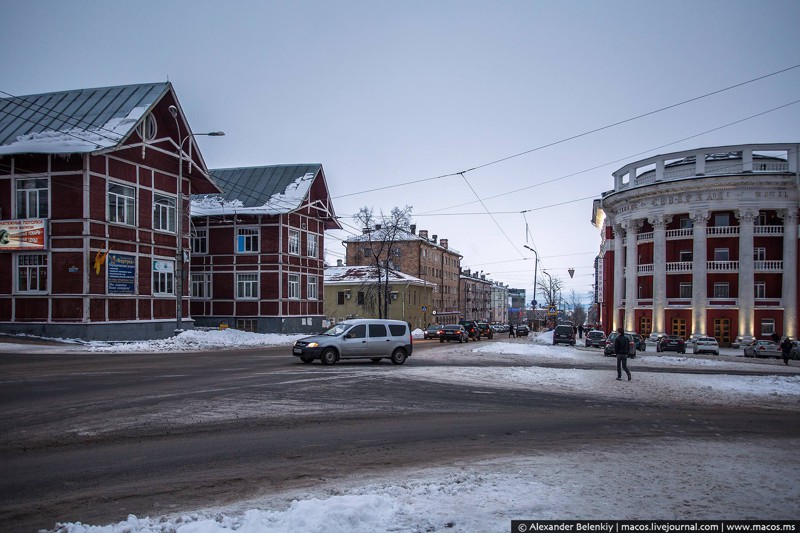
top-left (168, 105), bottom-right (224, 334)
top-left (523, 245), bottom-right (538, 311)
top-left (542, 269), bottom-right (553, 328)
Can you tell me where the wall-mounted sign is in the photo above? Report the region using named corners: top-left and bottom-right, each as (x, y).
top-left (0, 219), bottom-right (47, 251)
top-left (108, 253), bottom-right (136, 294)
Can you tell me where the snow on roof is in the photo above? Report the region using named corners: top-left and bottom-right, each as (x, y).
top-left (345, 228), bottom-right (460, 255)
top-left (190, 172), bottom-right (315, 216)
top-left (325, 265), bottom-right (436, 288)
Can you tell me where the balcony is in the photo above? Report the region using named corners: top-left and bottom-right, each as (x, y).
top-left (755, 260), bottom-right (783, 272)
top-left (754, 225), bottom-right (784, 236)
top-left (707, 261), bottom-right (739, 272)
top-left (707, 226), bottom-right (739, 236)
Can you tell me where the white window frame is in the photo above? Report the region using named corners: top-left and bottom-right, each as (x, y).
top-left (713, 248), bottom-right (729, 262)
top-left (191, 272), bottom-right (211, 299)
top-left (754, 281), bottom-right (766, 299)
top-left (714, 213), bottom-right (730, 227)
top-left (307, 233), bottom-right (318, 258)
top-left (753, 247), bottom-right (766, 261)
top-left (236, 273), bottom-right (259, 299)
top-left (288, 273), bottom-right (300, 299)
top-left (153, 260), bottom-right (175, 296)
top-left (761, 318), bottom-right (776, 336)
top-left (16, 253), bottom-right (48, 293)
top-left (153, 193), bottom-right (177, 233)
top-left (679, 282), bottom-right (692, 299)
top-left (108, 182), bottom-right (136, 226)
top-left (192, 228), bottom-right (208, 255)
top-left (679, 217), bottom-right (693, 229)
top-left (713, 282), bottom-right (729, 298)
top-left (307, 275), bottom-right (318, 300)
top-left (236, 227), bottom-right (259, 253)
top-left (15, 177), bottom-right (49, 219)
top-left (679, 250), bottom-right (692, 262)
top-left (288, 229), bottom-right (300, 255)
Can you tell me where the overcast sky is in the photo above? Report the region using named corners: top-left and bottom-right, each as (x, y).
top-left (2, 0), bottom-right (799, 307)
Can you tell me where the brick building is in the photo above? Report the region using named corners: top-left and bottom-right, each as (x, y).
top-left (459, 269), bottom-right (492, 321)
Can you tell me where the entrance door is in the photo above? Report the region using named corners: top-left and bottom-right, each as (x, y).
top-left (671, 318), bottom-right (687, 339)
top-left (714, 318), bottom-right (731, 347)
top-left (639, 316), bottom-right (652, 337)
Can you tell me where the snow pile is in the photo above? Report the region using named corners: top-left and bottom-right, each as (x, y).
top-left (88, 328), bottom-right (306, 352)
top-left (411, 328), bottom-right (425, 339)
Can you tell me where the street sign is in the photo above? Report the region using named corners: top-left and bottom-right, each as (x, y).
top-left (422, 306), bottom-right (427, 311)
top-left (432, 310), bottom-right (437, 315)
top-left (547, 305), bottom-right (557, 316)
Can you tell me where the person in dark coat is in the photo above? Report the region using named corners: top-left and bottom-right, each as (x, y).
top-left (613, 327), bottom-right (632, 381)
top-left (781, 337), bottom-right (792, 366)
top-left (578, 324), bottom-right (584, 339)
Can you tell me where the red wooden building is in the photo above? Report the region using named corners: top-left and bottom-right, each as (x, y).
top-left (0, 82), bottom-right (222, 340)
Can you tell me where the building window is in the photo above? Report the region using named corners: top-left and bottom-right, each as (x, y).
top-left (753, 248), bottom-right (766, 261)
top-left (108, 182), bottom-right (136, 225)
top-left (680, 250), bottom-right (692, 262)
top-left (337, 291), bottom-right (345, 305)
top-left (761, 318), bottom-right (775, 336)
top-left (288, 229), bottom-right (300, 255)
top-left (153, 260), bottom-right (175, 295)
top-left (16, 254), bottom-right (48, 292)
top-left (679, 217), bottom-right (693, 229)
top-left (288, 274), bottom-right (300, 299)
top-left (153, 193), bottom-right (176, 232)
top-left (713, 248), bottom-right (729, 262)
top-left (756, 213), bottom-right (767, 226)
top-left (755, 282), bottom-right (766, 299)
top-left (713, 283), bottom-right (729, 298)
top-left (307, 234), bottom-right (318, 258)
top-left (192, 228), bottom-right (207, 255)
top-left (236, 318), bottom-right (258, 332)
top-left (136, 113), bottom-right (158, 142)
top-left (363, 247), bottom-right (372, 258)
top-left (16, 178), bottom-right (49, 218)
top-left (236, 227), bottom-right (259, 253)
top-left (680, 282), bottom-right (692, 299)
top-left (357, 291), bottom-right (365, 305)
top-left (714, 213), bottom-right (730, 227)
top-left (191, 273), bottom-right (211, 299)
top-left (307, 276), bottom-right (318, 300)
top-left (236, 273), bottom-right (259, 299)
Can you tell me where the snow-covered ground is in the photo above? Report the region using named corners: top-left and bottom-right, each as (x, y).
top-left (3, 330), bottom-right (799, 532)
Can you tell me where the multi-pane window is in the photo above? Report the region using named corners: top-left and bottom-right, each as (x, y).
top-left (16, 178), bottom-right (49, 218)
top-left (108, 182), bottom-right (136, 225)
top-left (236, 318), bottom-right (258, 332)
top-left (679, 282), bottom-right (692, 299)
top-left (761, 318), bottom-right (776, 336)
top-left (288, 274), bottom-right (300, 299)
top-left (680, 250), bottom-right (692, 262)
top-left (191, 273), bottom-right (211, 299)
top-left (17, 254), bottom-right (48, 292)
top-left (714, 248), bottom-right (729, 261)
top-left (714, 213), bottom-right (730, 227)
top-left (753, 248), bottom-right (766, 261)
top-left (755, 282), bottom-right (766, 299)
top-left (288, 229), bottom-right (300, 255)
top-left (713, 283), bottom-right (729, 298)
top-left (153, 194), bottom-right (177, 232)
top-left (192, 228), bottom-right (208, 255)
top-left (307, 276), bottom-right (318, 300)
top-left (153, 260), bottom-right (175, 295)
top-left (236, 227), bottom-right (259, 253)
top-left (236, 273), bottom-right (258, 299)
top-left (307, 234), bottom-right (318, 258)
top-left (679, 217), bottom-right (693, 229)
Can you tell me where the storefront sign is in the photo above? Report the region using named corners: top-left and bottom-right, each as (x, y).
top-left (0, 219), bottom-right (47, 251)
top-left (108, 253), bottom-right (136, 294)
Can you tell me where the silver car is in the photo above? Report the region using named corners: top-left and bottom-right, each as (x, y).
top-left (292, 319), bottom-right (413, 365)
top-left (743, 340), bottom-right (781, 358)
top-left (692, 336), bottom-right (720, 355)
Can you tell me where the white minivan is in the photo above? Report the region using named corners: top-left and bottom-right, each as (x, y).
top-left (292, 319), bottom-right (413, 365)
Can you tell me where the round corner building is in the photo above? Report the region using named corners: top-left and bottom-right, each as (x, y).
top-left (592, 143), bottom-right (798, 345)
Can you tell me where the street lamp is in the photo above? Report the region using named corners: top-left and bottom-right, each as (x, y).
top-left (168, 105), bottom-right (225, 334)
top-left (523, 245), bottom-right (538, 311)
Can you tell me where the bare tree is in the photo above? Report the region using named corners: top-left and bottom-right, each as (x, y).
top-left (566, 289), bottom-right (586, 326)
top-left (353, 205), bottom-right (412, 318)
top-left (537, 274), bottom-right (564, 309)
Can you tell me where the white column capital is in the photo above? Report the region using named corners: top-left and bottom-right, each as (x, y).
top-left (648, 214), bottom-right (673, 229)
top-left (620, 218), bottom-right (643, 233)
top-left (735, 208), bottom-right (759, 224)
top-left (777, 208), bottom-right (799, 224)
top-left (689, 209), bottom-right (710, 224)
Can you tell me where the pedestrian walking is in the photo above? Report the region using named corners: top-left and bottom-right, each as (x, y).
top-left (578, 324), bottom-right (584, 339)
top-left (613, 327), bottom-right (632, 381)
top-left (509, 324), bottom-right (516, 338)
top-left (781, 336), bottom-right (792, 366)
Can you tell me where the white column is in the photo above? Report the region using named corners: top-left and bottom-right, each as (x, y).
top-left (690, 210), bottom-right (709, 336)
top-left (780, 209), bottom-right (798, 338)
top-left (624, 219), bottom-right (639, 331)
top-left (613, 223), bottom-right (625, 332)
top-left (649, 214), bottom-right (671, 336)
top-left (736, 209), bottom-right (757, 337)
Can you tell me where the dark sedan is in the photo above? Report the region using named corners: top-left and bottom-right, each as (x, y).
top-left (439, 324), bottom-right (469, 343)
top-left (657, 335), bottom-right (685, 353)
top-left (423, 324), bottom-right (442, 339)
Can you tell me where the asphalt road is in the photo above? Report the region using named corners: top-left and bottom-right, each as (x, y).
top-left (0, 338), bottom-right (796, 531)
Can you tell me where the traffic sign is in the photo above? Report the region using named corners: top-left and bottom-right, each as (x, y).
top-left (422, 306), bottom-right (427, 311)
top-left (547, 305), bottom-right (557, 316)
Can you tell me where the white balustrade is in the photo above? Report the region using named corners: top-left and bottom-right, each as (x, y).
top-left (753, 225), bottom-right (784, 236)
top-left (666, 262), bottom-right (692, 272)
top-left (637, 232), bottom-right (653, 242)
top-left (638, 264), bottom-right (654, 274)
top-left (754, 260), bottom-right (783, 272)
top-left (666, 228), bottom-right (693, 239)
top-left (707, 226), bottom-right (739, 236)
top-left (707, 261), bottom-right (739, 272)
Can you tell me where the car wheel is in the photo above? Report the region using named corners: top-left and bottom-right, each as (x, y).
top-left (300, 357), bottom-right (314, 364)
top-left (320, 348), bottom-right (337, 365)
top-left (390, 348), bottom-right (407, 365)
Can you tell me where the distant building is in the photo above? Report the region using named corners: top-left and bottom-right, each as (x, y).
top-left (459, 268), bottom-right (492, 321)
top-left (323, 264), bottom-right (436, 329)
top-left (593, 143), bottom-right (798, 344)
top-left (489, 282), bottom-right (509, 324)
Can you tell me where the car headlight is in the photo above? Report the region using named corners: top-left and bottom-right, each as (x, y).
top-left (307, 342), bottom-right (319, 348)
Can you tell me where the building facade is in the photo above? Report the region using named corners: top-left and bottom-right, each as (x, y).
top-left (323, 264), bottom-right (436, 329)
top-left (190, 165), bottom-right (340, 333)
top-left (344, 225), bottom-right (461, 325)
top-left (459, 268), bottom-right (492, 321)
top-left (593, 143), bottom-right (799, 345)
top-left (0, 83), bottom-right (221, 340)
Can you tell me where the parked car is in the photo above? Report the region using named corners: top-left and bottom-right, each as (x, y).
top-left (732, 335), bottom-right (756, 349)
top-left (684, 334), bottom-right (704, 351)
top-left (439, 324), bottom-right (469, 343)
top-left (630, 333), bottom-right (646, 352)
top-left (790, 340), bottom-right (800, 360)
top-left (743, 340), bottom-right (781, 358)
top-left (657, 335), bottom-right (685, 354)
top-left (552, 324), bottom-right (576, 346)
top-left (292, 319), bottom-right (413, 365)
top-left (692, 336), bottom-right (720, 355)
top-left (515, 325), bottom-right (530, 336)
top-left (477, 322), bottom-right (494, 339)
top-left (458, 320), bottom-right (481, 340)
top-left (584, 330), bottom-right (606, 348)
top-left (424, 324), bottom-right (442, 339)
top-left (603, 331), bottom-right (637, 357)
